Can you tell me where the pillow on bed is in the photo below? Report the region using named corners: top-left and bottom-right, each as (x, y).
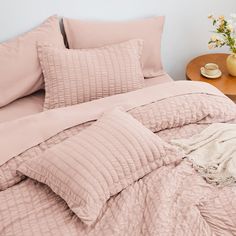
top-left (0, 15), bottom-right (65, 107)
top-left (63, 16), bottom-right (165, 78)
top-left (38, 39), bottom-right (145, 110)
top-left (17, 108), bottom-right (183, 225)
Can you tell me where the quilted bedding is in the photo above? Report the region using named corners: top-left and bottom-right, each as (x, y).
top-left (1, 81), bottom-right (236, 236)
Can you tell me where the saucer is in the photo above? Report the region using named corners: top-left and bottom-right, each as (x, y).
top-left (200, 67), bottom-right (222, 79)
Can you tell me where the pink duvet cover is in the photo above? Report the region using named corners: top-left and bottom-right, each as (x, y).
top-left (1, 81), bottom-right (236, 235)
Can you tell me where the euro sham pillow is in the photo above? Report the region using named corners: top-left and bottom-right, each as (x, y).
top-left (0, 16), bottom-right (65, 107)
top-left (63, 16), bottom-right (165, 78)
top-left (17, 108), bottom-right (183, 225)
top-left (38, 39), bottom-right (145, 110)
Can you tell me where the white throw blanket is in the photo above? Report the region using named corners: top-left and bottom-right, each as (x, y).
top-left (172, 123), bottom-right (236, 186)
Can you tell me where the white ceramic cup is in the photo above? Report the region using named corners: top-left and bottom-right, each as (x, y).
top-left (203, 63), bottom-right (219, 76)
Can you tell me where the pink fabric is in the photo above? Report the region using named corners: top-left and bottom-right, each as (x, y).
top-left (0, 16), bottom-right (65, 107)
top-left (0, 90), bottom-right (44, 123)
top-left (1, 82), bottom-right (236, 235)
top-left (1, 91), bottom-right (234, 192)
top-left (63, 16), bottom-right (165, 78)
top-left (0, 74), bottom-right (173, 123)
top-left (0, 81), bottom-right (227, 166)
top-left (18, 108), bottom-right (183, 225)
top-left (38, 40), bottom-right (145, 109)
top-left (2, 162), bottom-right (236, 235)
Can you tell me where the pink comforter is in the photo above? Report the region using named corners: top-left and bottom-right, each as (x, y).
top-left (1, 81), bottom-right (236, 236)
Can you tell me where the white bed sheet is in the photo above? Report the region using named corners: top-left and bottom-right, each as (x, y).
top-left (0, 74), bottom-right (173, 123)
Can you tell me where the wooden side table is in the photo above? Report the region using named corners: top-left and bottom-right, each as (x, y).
top-left (186, 53), bottom-right (236, 100)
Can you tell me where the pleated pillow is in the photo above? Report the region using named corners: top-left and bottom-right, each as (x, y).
top-left (38, 39), bottom-right (145, 110)
top-left (17, 109), bottom-right (183, 225)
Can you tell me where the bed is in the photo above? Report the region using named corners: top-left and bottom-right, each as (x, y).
top-left (1, 78), bottom-right (236, 235)
top-left (1, 15), bottom-right (236, 236)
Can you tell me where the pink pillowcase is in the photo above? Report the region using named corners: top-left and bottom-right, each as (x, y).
top-left (0, 16), bottom-right (65, 107)
top-left (17, 108), bottom-right (183, 225)
top-left (38, 39), bottom-right (145, 110)
top-left (63, 16), bottom-right (165, 78)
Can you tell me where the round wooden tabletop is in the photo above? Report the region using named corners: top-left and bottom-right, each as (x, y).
top-left (186, 53), bottom-right (236, 100)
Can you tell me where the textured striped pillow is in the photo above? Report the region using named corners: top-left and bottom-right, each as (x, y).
top-left (17, 109), bottom-right (183, 225)
top-left (38, 39), bottom-right (145, 110)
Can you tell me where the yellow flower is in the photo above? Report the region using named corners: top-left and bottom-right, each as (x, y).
top-left (227, 24), bottom-right (234, 32)
top-left (219, 15), bottom-right (225, 21)
top-left (211, 35), bottom-right (217, 42)
top-left (216, 40), bottom-right (222, 46)
top-left (208, 44), bottom-right (215, 49)
top-left (208, 14), bottom-right (214, 19)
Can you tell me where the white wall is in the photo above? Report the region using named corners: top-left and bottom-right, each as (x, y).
top-left (0, 0), bottom-right (235, 80)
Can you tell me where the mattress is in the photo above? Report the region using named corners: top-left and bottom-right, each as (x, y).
top-left (0, 74), bottom-right (173, 123)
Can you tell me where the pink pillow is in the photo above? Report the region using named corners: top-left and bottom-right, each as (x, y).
top-left (63, 16), bottom-right (165, 78)
top-left (38, 39), bottom-right (145, 110)
top-left (17, 108), bottom-right (183, 225)
top-left (0, 16), bottom-right (65, 107)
